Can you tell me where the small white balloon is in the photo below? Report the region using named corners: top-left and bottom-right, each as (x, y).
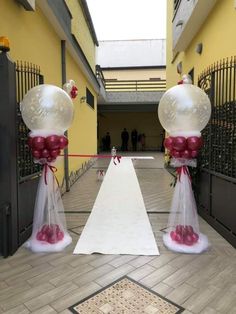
top-left (20, 84), bottom-right (74, 132)
top-left (158, 82), bottom-right (211, 137)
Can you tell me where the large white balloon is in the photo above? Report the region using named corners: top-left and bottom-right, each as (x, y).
top-left (158, 83), bottom-right (211, 137)
top-left (20, 84), bottom-right (74, 133)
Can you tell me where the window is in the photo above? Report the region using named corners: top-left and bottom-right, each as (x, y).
top-left (86, 87), bottom-right (94, 109)
top-left (188, 68), bottom-right (194, 84)
top-left (173, 0), bottom-right (181, 18)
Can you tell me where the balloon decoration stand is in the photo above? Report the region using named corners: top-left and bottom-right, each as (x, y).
top-left (158, 75), bottom-right (211, 254)
top-left (24, 166), bottom-right (72, 252)
top-left (20, 81), bottom-right (77, 253)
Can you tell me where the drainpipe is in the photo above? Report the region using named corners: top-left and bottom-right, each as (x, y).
top-left (61, 40), bottom-right (70, 192)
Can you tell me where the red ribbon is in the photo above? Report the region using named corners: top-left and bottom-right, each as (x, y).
top-left (176, 166), bottom-right (192, 182)
top-left (44, 164), bottom-right (59, 186)
top-left (60, 154), bottom-right (122, 165)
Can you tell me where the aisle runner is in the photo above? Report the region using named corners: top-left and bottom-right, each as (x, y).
top-left (73, 157), bottom-right (159, 255)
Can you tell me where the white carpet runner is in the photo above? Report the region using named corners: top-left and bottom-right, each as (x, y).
top-left (73, 157), bottom-right (159, 255)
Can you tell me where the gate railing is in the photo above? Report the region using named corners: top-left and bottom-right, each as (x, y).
top-left (198, 56), bottom-right (236, 180)
top-left (16, 61), bottom-right (44, 181)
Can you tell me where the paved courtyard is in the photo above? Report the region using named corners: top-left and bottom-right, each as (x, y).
top-left (0, 153), bottom-right (235, 314)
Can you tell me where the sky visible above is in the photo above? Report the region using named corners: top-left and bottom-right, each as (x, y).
top-left (86, 0), bottom-right (166, 41)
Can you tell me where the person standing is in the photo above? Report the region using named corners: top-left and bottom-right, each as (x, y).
top-left (105, 132), bottom-right (111, 151)
top-left (131, 128), bottom-right (138, 151)
top-left (121, 128), bottom-right (129, 151)
top-left (140, 133), bottom-right (146, 151)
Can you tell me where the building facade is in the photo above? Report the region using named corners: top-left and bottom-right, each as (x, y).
top-left (97, 39), bottom-right (166, 151)
top-left (166, 0), bottom-right (236, 247)
top-left (0, 0), bottom-right (99, 256)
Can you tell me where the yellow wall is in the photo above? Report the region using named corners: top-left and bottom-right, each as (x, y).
top-left (103, 68), bottom-right (166, 80)
top-left (167, 0), bottom-right (236, 88)
top-left (66, 0), bottom-right (96, 71)
top-left (99, 112), bottom-right (163, 151)
top-left (66, 51), bottom-right (97, 173)
top-left (0, 2), bottom-right (61, 87)
top-left (0, 0), bottom-right (98, 185)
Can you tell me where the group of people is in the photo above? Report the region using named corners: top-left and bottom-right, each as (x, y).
top-left (101, 129), bottom-right (146, 152)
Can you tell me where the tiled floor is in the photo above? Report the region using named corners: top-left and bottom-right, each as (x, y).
top-left (0, 152), bottom-right (235, 314)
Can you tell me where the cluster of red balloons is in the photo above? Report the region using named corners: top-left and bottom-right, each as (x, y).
top-left (36, 224), bottom-right (64, 244)
top-left (164, 136), bottom-right (203, 159)
top-left (170, 224), bottom-right (199, 246)
top-left (27, 135), bottom-right (68, 162)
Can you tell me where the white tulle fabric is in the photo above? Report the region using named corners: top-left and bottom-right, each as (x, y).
top-left (163, 162), bottom-right (210, 253)
top-left (24, 166), bottom-right (72, 252)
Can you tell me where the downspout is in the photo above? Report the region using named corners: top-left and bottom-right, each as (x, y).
top-left (61, 40), bottom-right (70, 192)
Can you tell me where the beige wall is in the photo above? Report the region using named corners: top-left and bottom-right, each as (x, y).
top-left (99, 112), bottom-right (163, 151)
top-left (167, 0), bottom-right (236, 88)
top-left (66, 0), bottom-right (96, 71)
top-left (0, 0), bottom-right (98, 185)
top-left (103, 68), bottom-right (166, 81)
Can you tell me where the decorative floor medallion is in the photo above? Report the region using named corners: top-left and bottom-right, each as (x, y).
top-left (69, 276), bottom-right (184, 313)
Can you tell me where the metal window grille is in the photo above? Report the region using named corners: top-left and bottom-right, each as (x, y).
top-left (16, 61), bottom-right (44, 181)
top-left (198, 57), bottom-right (236, 179)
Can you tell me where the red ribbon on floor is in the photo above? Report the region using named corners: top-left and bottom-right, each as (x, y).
top-left (176, 166), bottom-right (192, 182)
top-left (60, 154), bottom-right (122, 165)
top-left (44, 164), bottom-right (59, 186)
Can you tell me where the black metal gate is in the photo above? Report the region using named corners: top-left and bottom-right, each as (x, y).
top-left (16, 61), bottom-right (44, 247)
top-left (198, 57), bottom-right (236, 248)
top-left (0, 52), bottom-right (43, 257)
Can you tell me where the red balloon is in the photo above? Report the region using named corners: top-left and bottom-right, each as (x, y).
top-left (164, 137), bottom-right (174, 150)
top-left (175, 225), bottom-right (183, 235)
top-left (185, 225), bottom-right (194, 235)
top-left (170, 231), bottom-right (176, 240)
top-left (171, 150), bottom-right (181, 158)
top-left (184, 235), bottom-right (194, 246)
top-left (50, 149), bottom-right (60, 158)
top-left (32, 149), bottom-right (41, 159)
top-left (41, 149), bottom-right (50, 158)
top-left (187, 136), bottom-right (203, 150)
top-left (192, 232), bottom-right (199, 243)
top-left (181, 149), bottom-right (191, 159)
top-left (190, 150), bottom-right (198, 158)
top-left (27, 136), bottom-right (33, 148)
top-left (172, 137), bottom-right (186, 151)
top-left (36, 232), bottom-right (48, 242)
top-left (175, 233), bottom-right (184, 244)
top-left (57, 231), bottom-right (64, 241)
top-left (36, 231), bottom-right (43, 241)
top-left (47, 234), bottom-right (58, 244)
top-left (59, 136), bottom-right (69, 149)
top-left (32, 136), bottom-right (45, 150)
top-left (41, 224), bottom-right (49, 234)
top-left (45, 135), bottom-right (60, 150)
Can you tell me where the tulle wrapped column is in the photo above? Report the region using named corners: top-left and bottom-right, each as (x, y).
top-left (158, 75), bottom-right (211, 253)
top-left (20, 83), bottom-right (76, 252)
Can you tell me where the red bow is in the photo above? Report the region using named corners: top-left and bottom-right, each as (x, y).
top-left (70, 86), bottom-right (78, 99)
top-left (176, 166), bottom-right (191, 182)
top-left (44, 164), bottom-right (59, 186)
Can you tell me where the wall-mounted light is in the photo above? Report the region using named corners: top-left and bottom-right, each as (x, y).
top-left (0, 36), bottom-right (10, 52)
top-left (195, 43), bottom-right (203, 54)
top-left (177, 61), bottom-right (182, 74)
top-left (80, 96), bottom-right (86, 103)
top-left (176, 20), bottom-right (184, 28)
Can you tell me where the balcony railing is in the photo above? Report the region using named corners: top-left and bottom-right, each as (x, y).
top-left (104, 79), bottom-right (166, 92)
